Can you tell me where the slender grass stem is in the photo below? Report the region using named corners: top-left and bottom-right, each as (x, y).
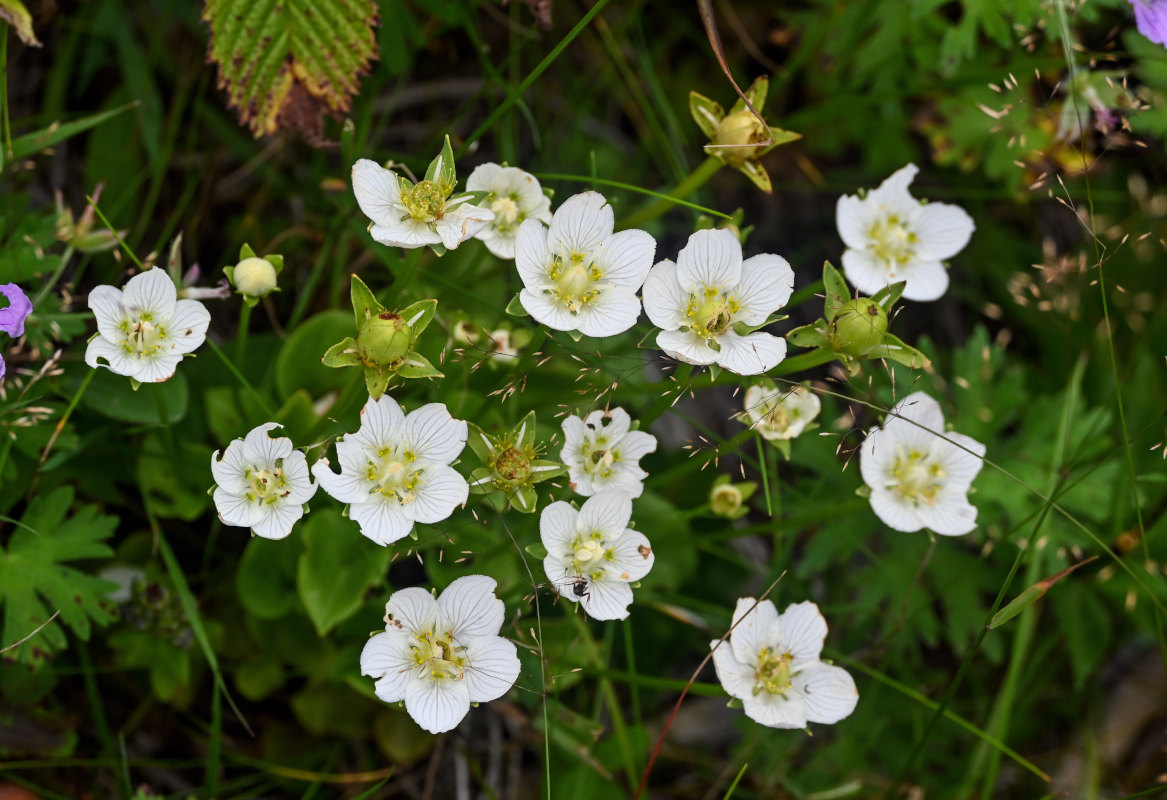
top-left (619, 156), bottom-right (723, 229)
top-left (569, 611), bottom-right (638, 790)
top-left (205, 338), bottom-right (275, 418)
top-left (39, 368), bottom-right (96, 466)
top-left (1, 22), bottom-right (11, 165)
top-left (235, 302), bottom-right (252, 365)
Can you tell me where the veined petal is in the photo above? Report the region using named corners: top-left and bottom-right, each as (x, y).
top-left (594, 229), bottom-right (655, 290)
top-left (166, 300), bottom-right (211, 355)
top-left (436, 205), bottom-right (495, 250)
top-left (403, 404), bottom-right (467, 465)
top-left (350, 499), bottom-right (415, 545)
top-left (733, 253), bottom-right (794, 325)
top-left (547, 192), bottom-right (612, 256)
top-left (866, 163), bottom-right (920, 216)
top-left (357, 395), bottom-right (406, 450)
top-left (84, 336), bottom-right (136, 377)
top-left (440, 575), bottom-right (504, 640)
top-left (901, 259), bottom-right (949, 302)
top-left (710, 640), bottom-right (755, 700)
top-left (912, 202), bottom-right (974, 261)
top-left (858, 427), bottom-right (894, 489)
top-left (915, 491), bottom-right (978, 536)
top-left (715, 330), bottom-right (786, 376)
top-left (312, 456), bottom-right (370, 504)
top-left (519, 288), bottom-right (578, 332)
top-left (776, 601), bottom-right (828, 666)
top-left (87, 285), bottom-right (127, 341)
top-left (463, 636), bottom-right (521, 703)
top-left (370, 220), bottom-right (441, 248)
top-left (578, 491), bottom-right (633, 537)
top-left (675, 229), bottom-right (742, 293)
top-left (574, 287), bottom-right (640, 338)
top-left (934, 431), bottom-right (986, 486)
top-left (641, 259), bottom-right (689, 330)
top-left (404, 677), bottom-right (471, 734)
top-left (251, 501), bottom-right (302, 540)
top-left (881, 391), bottom-right (946, 447)
top-left (362, 631), bottom-right (414, 701)
top-left (122, 268), bottom-right (177, 316)
top-left (730, 596), bottom-right (780, 667)
top-left (836, 193), bottom-right (877, 251)
top-left (408, 465), bottom-right (469, 524)
top-left (657, 328), bottom-right (718, 366)
top-left (598, 407), bottom-right (631, 439)
top-left (869, 489), bottom-right (925, 532)
top-left (281, 452), bottom-right (318, 505)
top-left (581, 577), bottom-right (633, 621)
top-left (841, 247), bottom-right (892, 296)
top-left (608, 529), bottom-right (654, 582)
top-left (385, 586), bottom-right (442, 634)
top-left (742, 687), bottom-right (808, 729)
top-left (131, 352), bottom-right (183, 384)
top-left (352, 159), bottom-right (404, 227)
top-left (211, 440), bottom-right (250, 493)
top-left (539, 501), bottom-right (578, 553)
top-left (242, 422), bottom-right (292, 466)
top-left (793, 662), bottom-right (858, 724)
top-left (515, 218), bottom-right (552, 289)
top-left (213, 486), bottom-right (261, 528)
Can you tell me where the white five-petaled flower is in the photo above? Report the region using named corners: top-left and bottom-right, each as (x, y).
top-left (711, 598), bottom-right (858, 729)
top-left (859, 391), bottom-right (986, 535)
top-left (352, 159), bottom-right (494, 251)
top-left (561, 407), bottom-right (657, 498)
top-left (836, 164), bottom-right (975, 302)
top-left (540, 492), bottom-right (654, 621)
top-left (516, 191), bottom-right (655, 337)
top-left (642, 229), bottom-right (794, 375)
top-left (312, 396), bottom-right (469, 546)
top-left (361, 575), bottom-right (521, 735)
top-left (742, 383), bottom-right (821, 441)
top-left (467, 163), bottom-right (552, 259)
top-left (211, 423), bottom-right (317, 540)
top-left (85, 267), bottom-right (211, 383)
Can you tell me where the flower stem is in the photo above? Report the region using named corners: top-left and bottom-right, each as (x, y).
top-left (235, 302), bottom-right (251, 366)
top-left (0, 22), bottom-right (12, 166)
top-left (39, 368), bottom-right (96, 466)
top-left (205, 338), bottom-right (275, 418)
top-left (620, 156), bottom-right (722, 229)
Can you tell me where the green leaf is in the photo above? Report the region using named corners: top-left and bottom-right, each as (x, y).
top-left (237, 535), bottom-right (303, 620)
top-left (296, 509), bottom-right (390, 636)
top-left (0, 487), bottom-right (118, 666)
top-left (505, 294), bottom-right (530, 316)
top-left (688, 91), bottom-right (724, 139)
top-left (0, 0), bottom-right (41, 46)
top-left (275, 310), bottom-right (355, 400)
top-left (203, 0), bottom-right (379, 139)
top-left (81, 366), bottom-right (189, 424)
top-left (138, 434), bottom-right (210, 521)
top-left (823, 262), bottom-right (850, 321)
top-left (350, 274), bottom-right (383, 329)
top-left (10, 103), bottom-right (139, 164)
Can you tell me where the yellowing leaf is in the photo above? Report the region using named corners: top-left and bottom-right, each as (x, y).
top-left (0, 0), bottom-right (41, 47)
top-left (202, 0), bottom-right (379, 143)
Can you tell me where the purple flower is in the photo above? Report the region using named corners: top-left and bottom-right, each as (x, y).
top-left (0, 283), bottom-right (32, 338)
top-left (1132, 0), bottom-right (1167, 46)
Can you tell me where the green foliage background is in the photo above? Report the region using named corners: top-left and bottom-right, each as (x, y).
top-left (1, 0), bottom-right (1166, 798)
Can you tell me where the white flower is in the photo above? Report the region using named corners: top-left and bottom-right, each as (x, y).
top-left (836, 164), bottom-right (975, 302)
top-left (232, 257), bottom-right (278, 298)
top-left (352, 159), bottom-right (494, 251)
top-left (85, 267), bottom-right (211, 383)
top-left (211, 423), bottom-right (317, 540)
top-left (467, 163), bottom-right (552, 259)
top-left (642, 229), bottom-right (794, 375)
top-left (561, 407), bottom-right (657, 498)
top-left (859, 391), bottom-right (986, 535)
top-left (312, 396), bottom-right (469, 546)
top-left (515, 191), bottom-right (655, 337)
top-left (361, 574), bottom-right (521, 734)
top-left (711, 598), bottom-right (858, 729)
top-left (540, 492), bottom-right (654, 621)
top-left (742, 383), bottom-right (821, 441)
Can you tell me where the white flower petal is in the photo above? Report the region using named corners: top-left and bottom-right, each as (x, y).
top-left (539, 501), bottom-right (579, 553)
top-left (710, 640), bottom-right (755, 700)
top-left (370, 220), bottom-right (441, 248)
top-left (656, 328), bottom-right (718, 366)
top-left (131, 352), bottom-right (183, 384)
top-left (729, 596), bottom-right (780, 667)
top-left (793, 662), bottom-right (858, 724)
top-left (210, 440), bottom-right (249, 492)
top-left (574, 287), bottom-right (640, 338)
top-left (515, 219), bottom-right (552, 289)
top-left (869, 489), bottom-right (924, 532)
top-left (385, 587), bottom-right (441, 633)
top-left (641, 260), bottom-right (689, 331)
top-left (594, 229), bottom-right (655, 290)
top-left (312, 456), bottom-right (369, 504)
top-left (84, 336), bottom-right (135, 376)
top-left (835, 193), bottom-right (876, 251)
top-left (403, 404), bottom-right (467, 465)
top-left (350, 498), bottom-right (415, 545)
top-left (867, 163), bottom-right (920, 216)
top-left (362, 632), bottom-right (414, 701)
top-left (435, 204), bottom-right (495, 250)
top-left (882, 391), bottom-right (946, 447)
top-left (281, 453), bottom-right (318, 504)
top-left (912, 202), bottom-right (974, 261)
top-left (547, 192), bottom-right (612, 256)
top-left (733, 253), bottom-right (794, 325)
top-left (577, 492), bottom-right (633, 537)
top-left (742, 687), bottom-right (808, 729)
top-left (439, 575), bottom-right (504, 641)
top-left (165, 300), bottom-right (211, 355)
top-left (858, 427), bottom-right (893, 490)
top-left (676, 229), bottom-right (742, 293)
top-left (519, 287), bottom-right (578, 332)
top-left (841, 247), bottom-right (892, 297)
top-left (251, 501), bottom-right (302, 540)
top-left (715, 330), bottom-right (786, 376)
top-left (463, 635), bottom-right (521, 703)
top-left (87, 285), bottom-right (126, 341)
top-left (408, 465), bottom-right (468, 524)
top-left (122, 268), bottom-right (177, 316)
top-left (915, 493), bottom-right (979, 536)
top-left (581, 577), bottom-right (633, 621)
top-left (358, 396), bottom-right (406, 449)
top-left (608, 529), bottom-right (654, 582)
top-left (352, 159), bottom-right (404, 228)
top-left (776, 601), bottom-right (828, 666)
top-left (615, 429), bottom-right (656, 461)
top-left (934, 432), bottom-right (986, 486)
top-left (242, 423), bottom-right (292, 465)
top-left (405, 677), bottom-right (471, 734)
top-left (901, 259), bottom-right (949, 302)
top-left (213, 486), bottom-right (261, 528)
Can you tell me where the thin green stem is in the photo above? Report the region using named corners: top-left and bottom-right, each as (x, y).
top-left (622, 620), bottom-right (642, 728)
top-left (535, 171), bottom-right (731, 222)
top-left (87, 198), bottom-right (142, 269)
top-left (757, 433), bottom-right (772, 516)
top-left (569, 612), bottom-right (638, 790)
top-left (620, 156), bottom-right (723, 229)
top-left (235, 302), bottom-right (252, 366)
top-left (1, 22), bottom-right (11, 165)
top-left (205, 338), bottom-right (275, 418)
top-left (39, 369), bottom-right (96, 466)
top-left (32, 246), bottom-right (75, 307)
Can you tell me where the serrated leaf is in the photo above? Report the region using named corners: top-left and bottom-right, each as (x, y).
top-left (203, 0), bottom-right (379, 142)
top-left (0, 487), bottom-right (118, 666)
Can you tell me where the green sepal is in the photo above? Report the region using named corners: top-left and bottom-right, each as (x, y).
top-left (869, 280), bottom-right (907, 310)
top-left (688, 90), bottom-right (724, 139)
top-left (729, 76), bottom-right (769, 116)
top-left (428, 241), bottom-right (448, 258)
top-left (322, 338), bottom-right (362, 368)
top-left (988, 585), bottom-right (1044, 630)
top-left (731, 313), bottom-right (788, 337)
top-left (636, 327), bottom-right (657, 349)
top-left (238, 243), bottom-right (258, 260)
top-left (726, 697), bottom-right (744, 709)
top-left (425, 134), bottom-right (458, 196)
top-left (512, 411), bottom-right (538, 450)
top-left (566, 329), bottom-right (583, 342)
top-left (364, 367), bottom-right (393, 399)
top-left (774, 438), bottom-right (793, 461)
top-left (350, 274), bottom-right (384, 329)
top-left (736, 481), bottom-right (758, 502)
top-left (528, 460), bottom-right (566, 483)
top-left (467, 467), bottom-right (495, 495)
top-left (223, 265), bottom-right (235, 284)
top-left (855, 485), bottom-right (872, 498)
top-left (734, 159), bottom-right (772, 194)
top-left (708, 362), bottom-right (721, 382)
top-left (874, 333), bottom-right (931, 369)
top-left (525, 542), bottom-right (549, 559)
top-left (395, 351), bottom-right (444, 380)
top-left (242, 295), bottom-right (261, 308)
top-left (445, 191), bottom-right (490, 209)
top-left (465, 423), bottom-right (497, 464)
top-left (130, 378), bottom-right (142, 391)
top-left (823, 262), bottom-right (850, 322)
top-left (785, 322), bottom-right (831, 349)
top-left (510, 486), bottom-right (539, 514)
top-left (756, 126), bottom-right (801, 158)
top-left (505, 294), bottom-right (529, 316)
top-left (398, 298), bottom-right (438, 337)
top-left (266, 254), bottom-right (285, 275)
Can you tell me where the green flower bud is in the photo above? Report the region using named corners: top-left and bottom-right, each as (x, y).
top-left (829, 297), bottom-right (888, 357)
top-left (233, 257), bottom-right (278, 298)
top-left (710, 483), bottom-right (745, 517)
top-left (357, 312), bottom-right (412, 366)
top-left (713, 110), bottom-right (767, 164)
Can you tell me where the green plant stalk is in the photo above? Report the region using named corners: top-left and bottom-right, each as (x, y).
top-left (32, 245), bottom-right (76, 307)
top-left (722, 763), bottom-right (749, 800)
top-left (569, 611), bottom-right (639, 790)
top-left (620, 156), bottom-right (722, 229)
top-left (622, 620), bottom-right (643, 727)
top-left (77, 642), bottom-right (124, 799)
top-left (205, 338), bottom-right (275, 418)
top-left (1, 22), bottom-right (11, 165)
top-left (757, 433), bottom-right (772, 516)
top-left (235, 301), bottom-right (251, 366)
top-left (38, 369), bottom-right (96, 467)
top-left (536, 172), bottom-right (732, 221)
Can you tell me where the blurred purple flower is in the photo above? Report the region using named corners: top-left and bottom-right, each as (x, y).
top-left (1132, 0), bottom-right (1167, 46)
top-left (0, 283), bottom-right (32, 338)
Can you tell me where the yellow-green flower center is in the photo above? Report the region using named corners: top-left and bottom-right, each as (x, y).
top-left (754, 647), bottom-right (794, 696)
top-left (403, 180), bottom-right (447, 221)
top-left (411, 625), bottom-right (468, 682)
top-left (549, 253), bottom-right (602, 314)
top-left (868, 215), bottom-right (918, 267)
top-left (369, 447), bottom-right (422, 505)
top-left (570, 536), bottom-right (611, 579)
top-left (888, 447), bottom-right (945, 506)
top-left (245, 466), bottom-right (288, 505)
top-left (119, 312), bottom-right (168, 358)
top-left (582, 437), bottom-right (619, 480)
top-left (685, 288), bottom-right (739, 340)
top-left (490, 195), bottom-right (521, 229)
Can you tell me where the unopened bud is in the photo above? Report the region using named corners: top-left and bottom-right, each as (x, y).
top-left (710, 483), bottom-right (744, 517)
top-left (233, 257), bottom-right (278, 298)
top-left (714, 110), bottom-right (766, 163)
top-left (830, 298), bottom-right (888, 357)
top-left (357, 312), bottom-right (412, 366)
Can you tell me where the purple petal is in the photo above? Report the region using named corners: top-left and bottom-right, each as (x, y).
top-left (1133, 0), bottom-right (1167, 46)
top-left (0, 284), bottom-right (32, 338)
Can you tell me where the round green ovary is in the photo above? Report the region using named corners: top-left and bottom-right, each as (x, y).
top-left (549, 253), bottom-right (601, 313)
top-left (403, 180), bottom-right (446, 221)
top-left (245, 466), bottom-right (287, 505)
top-left (888, 446), bottom-right (945, 506)
top-left (867, 214), bottom-right (917, 268)
top-left (754, 647), bottom-right (794, 696)
top-left (412, 626), bottom-right (467, 681)
top-left (685, 288), bottom-right (738, 339)
top-left (370, 447), bottom-right (421, 505)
